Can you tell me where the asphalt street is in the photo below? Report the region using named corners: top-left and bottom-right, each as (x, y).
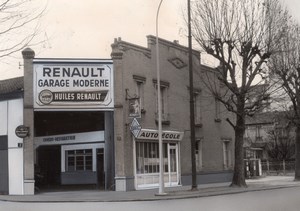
top-left (1, 185), bottom-right (300, 211)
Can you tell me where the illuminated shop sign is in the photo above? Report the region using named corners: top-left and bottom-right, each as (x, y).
top-left (33, 59), bottom-right (114, 110)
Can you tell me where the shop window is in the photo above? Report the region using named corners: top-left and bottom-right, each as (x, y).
top-left (136, 142), bottom-right (159, 174)
top-left (136, 142), bottom-right (169, 174)
top-left (65, 149), bottom-right (92, 171)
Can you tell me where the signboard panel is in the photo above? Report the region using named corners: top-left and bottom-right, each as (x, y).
top-left (34, 131), bottom-right (104, 147)
top-left (15, 125), bottom-right (29, 138)
top-left (130, 118), bottom-right (142, 137)
top-left (129, 98), bottom-right (141, 118)
top-left (136, 129), bottom-right (184, 141)
top-left (33, 59), bottom-right (114, 110)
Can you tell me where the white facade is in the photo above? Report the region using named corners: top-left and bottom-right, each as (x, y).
top-left (0, 101), bottom-right (8, 135)
top-left (0, 99), bottom-right (24, 195)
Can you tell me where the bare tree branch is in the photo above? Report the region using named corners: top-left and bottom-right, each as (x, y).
top-left (0, 0), bottom-right (46, 59)
top-left (190, 0), bottom-right (288, 187)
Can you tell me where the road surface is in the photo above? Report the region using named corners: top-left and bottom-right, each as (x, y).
top-left (1, 186), bottom-right (300, 211)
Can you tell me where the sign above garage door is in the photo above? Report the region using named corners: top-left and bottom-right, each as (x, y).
top-left (33, 59), bottom-right (114, 110)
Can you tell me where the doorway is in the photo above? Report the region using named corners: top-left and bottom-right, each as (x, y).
top-left (0, 136), bottom-right (8, 194)
top-left (36, 146), bottom-right (61, 189)
top-left (167, 143), bottom-right (179, 186)
top-left (97, 148), bottom-right (105, 189)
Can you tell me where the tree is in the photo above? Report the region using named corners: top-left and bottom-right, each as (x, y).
top-left (190, 0), bottom-right (288, 187)
top-left (0, 0), bottom-right (45, 58)
top-left (268, 20), bottom-right (300, 180)
top-left (266, 118), bottom-right (295, 161)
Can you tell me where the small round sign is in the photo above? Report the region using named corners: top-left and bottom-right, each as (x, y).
top-left (39, 89), bottom-right (53, 105)
top-left (15, 125), bottom-right (29, 138)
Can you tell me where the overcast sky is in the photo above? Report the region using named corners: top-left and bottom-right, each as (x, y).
top-left (0, 0), bottom-right (299, 80)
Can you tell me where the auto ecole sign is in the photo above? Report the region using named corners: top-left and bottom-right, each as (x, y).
top-left (136, 129), bottom-right (184, 141)
top-left (33, 59), bottom-right (114, 110)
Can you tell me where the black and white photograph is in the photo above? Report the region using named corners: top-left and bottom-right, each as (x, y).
top-left (1, 0), bottom-right (300, 210)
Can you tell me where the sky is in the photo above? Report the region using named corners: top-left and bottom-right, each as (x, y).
top-left (0, 0), bottom-right (300, 80)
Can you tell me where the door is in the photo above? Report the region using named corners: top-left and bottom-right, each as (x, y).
top-left (37, 146), bottom-right (61, 187)
top-left (167, 143), bottom-right (179, 186)
top-left (0, 136), bottom-right (8, 194)
top-left (97, 148), bottom-right (105, 189)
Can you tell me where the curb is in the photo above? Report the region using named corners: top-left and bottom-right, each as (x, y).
top-left (0, 183), bottom-right (300, 203)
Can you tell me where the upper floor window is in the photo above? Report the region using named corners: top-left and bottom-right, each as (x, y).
top-left (215, 98), bottom-right (221, 121)
top-left (133, 75), bottom-right (146, 112)
top-left (153, 79), bottom-right (169, 123)
top-left (276, 127), bottom-right (288, 138)
top-left (255, 125), bottom-right (262, 141)
top-left (194, 91), bottom-right (202, 125)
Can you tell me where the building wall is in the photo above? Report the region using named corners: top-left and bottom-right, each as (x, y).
top-left (21, 49), bottom-right (116, 194)
top-left (17, 37), bottom-right (235, 193)
top-left (0, 98), bottom-right (24, 195)
top-left (112, 36), bottom-right (235, 190)
top-left (22, 48), bottom-right (35, 194)
top-left (0, 101), bottom-right (8, 134)
top-left (244, 111), bottom-right (296, 161)
top-left (8, 99), bottom-right (24, 195)
top-left (104, 111), bottom-right (115, 190)
top-left (199, 66), bottom-right (235, 172)
top-left (0, 136), bottom-right (8, 194)
top-left (245, 124), bottom-right (273, 143)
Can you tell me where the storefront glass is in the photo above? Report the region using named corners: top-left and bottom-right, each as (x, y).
top-left (135, 141), bottom-right (179, 189)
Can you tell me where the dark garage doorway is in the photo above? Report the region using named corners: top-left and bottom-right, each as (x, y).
top-left (36, 145), bottom-right (61, 189)
top-left (97, 148), bottom-right (105, 189)
top-left (34, 111), bottom-right (112, 191)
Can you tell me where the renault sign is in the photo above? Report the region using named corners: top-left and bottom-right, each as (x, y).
top-left (33, 59), bottom-right (114, 110)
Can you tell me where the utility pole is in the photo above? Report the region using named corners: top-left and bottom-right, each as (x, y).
top-left (188, 0), bottom-right (197, 191)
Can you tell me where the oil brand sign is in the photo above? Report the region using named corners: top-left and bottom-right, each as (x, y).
top-left (33, 59), bottom-right (114, 110)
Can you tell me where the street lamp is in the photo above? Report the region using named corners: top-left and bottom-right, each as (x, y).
top-left (155, 0), bottom-right (166, 196)
top-left (155, 0), bottom-right (196, 194)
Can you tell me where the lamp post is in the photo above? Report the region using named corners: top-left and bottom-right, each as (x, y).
top-left (188, 0), bottom-right (197, 190)
top-left (156, 0), bottom-right (166, 196)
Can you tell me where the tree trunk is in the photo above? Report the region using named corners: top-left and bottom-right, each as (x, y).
top-left (231, 110), bottom-right (247, 187)
top-left (295, 125), bottom-right (300, 180)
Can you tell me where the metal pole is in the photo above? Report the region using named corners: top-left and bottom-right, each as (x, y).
top-left (188, 0), bottom-right (197, 190)
top-left (156, 0), bottom-right (166, 195)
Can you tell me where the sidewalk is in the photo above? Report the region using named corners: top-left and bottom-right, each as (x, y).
top-left (0, 176), bottom-right (299, 202)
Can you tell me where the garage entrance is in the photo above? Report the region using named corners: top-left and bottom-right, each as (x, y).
top-left (35, 145), bottom-right (61, 189)
top-left (34, 111), bottom-right (110, 191)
